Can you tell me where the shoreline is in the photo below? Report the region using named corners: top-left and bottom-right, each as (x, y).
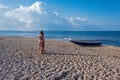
top-left (0, 36), bottom-right (120, 48)
top-left (0, 36), bottom-right (120, 79)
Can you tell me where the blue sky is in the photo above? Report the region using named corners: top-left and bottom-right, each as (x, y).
top-left (0, 0), bottom-right (120, 31)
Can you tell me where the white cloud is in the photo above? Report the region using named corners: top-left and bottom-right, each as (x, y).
top-left (0, 1), bottom-right (91, 31)
top-left (66, 17), bottom-right (90, 26)
top-left (0, 4), bottom-right (9, 9)
top-left (3, 1), bottom-right (46, 30)
top-left (54, 11), bottom-right (59, 16)
top-left (54, 20), bottom-right (62, 24)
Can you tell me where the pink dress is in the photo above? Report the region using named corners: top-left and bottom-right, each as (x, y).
top-left (38, 35), bottom-right (44, 47)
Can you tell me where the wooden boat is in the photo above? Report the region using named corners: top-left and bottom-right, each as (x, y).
top-left (70, 39), bottom-right (103, 46)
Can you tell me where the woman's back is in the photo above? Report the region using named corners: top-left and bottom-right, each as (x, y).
top-left (39, 35), bottom-right (44, 42)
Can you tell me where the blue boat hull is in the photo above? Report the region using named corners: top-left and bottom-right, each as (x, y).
top-left (70, 40), bottom-right (103, 46)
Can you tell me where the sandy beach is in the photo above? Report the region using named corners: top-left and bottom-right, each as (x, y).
top-left (0, 36), bottom-right (120, 80)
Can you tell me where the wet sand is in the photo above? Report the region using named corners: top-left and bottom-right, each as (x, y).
top-left (0, 36), bottom-right (120, 80)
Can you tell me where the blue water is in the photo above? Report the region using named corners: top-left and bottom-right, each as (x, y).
top-left (0, 31), bottom-right (120, 47)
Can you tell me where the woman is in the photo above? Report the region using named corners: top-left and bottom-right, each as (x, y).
top-left (38, 30), bottom-right (45, 54)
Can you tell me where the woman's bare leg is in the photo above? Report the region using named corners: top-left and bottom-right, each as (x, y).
top-left (41, 47), bottom-right (45, 54)
top-left (39, 47), bottom-right (42, 53)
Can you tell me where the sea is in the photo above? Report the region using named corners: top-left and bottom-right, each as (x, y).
top-left (0, 31), bottom-right (120, 47)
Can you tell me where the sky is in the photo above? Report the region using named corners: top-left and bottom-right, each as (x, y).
top-left (0, 0), bottom-right (120, 31)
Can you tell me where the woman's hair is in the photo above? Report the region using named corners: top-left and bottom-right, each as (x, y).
top-left (40, 30), bottom-right (44, 35)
